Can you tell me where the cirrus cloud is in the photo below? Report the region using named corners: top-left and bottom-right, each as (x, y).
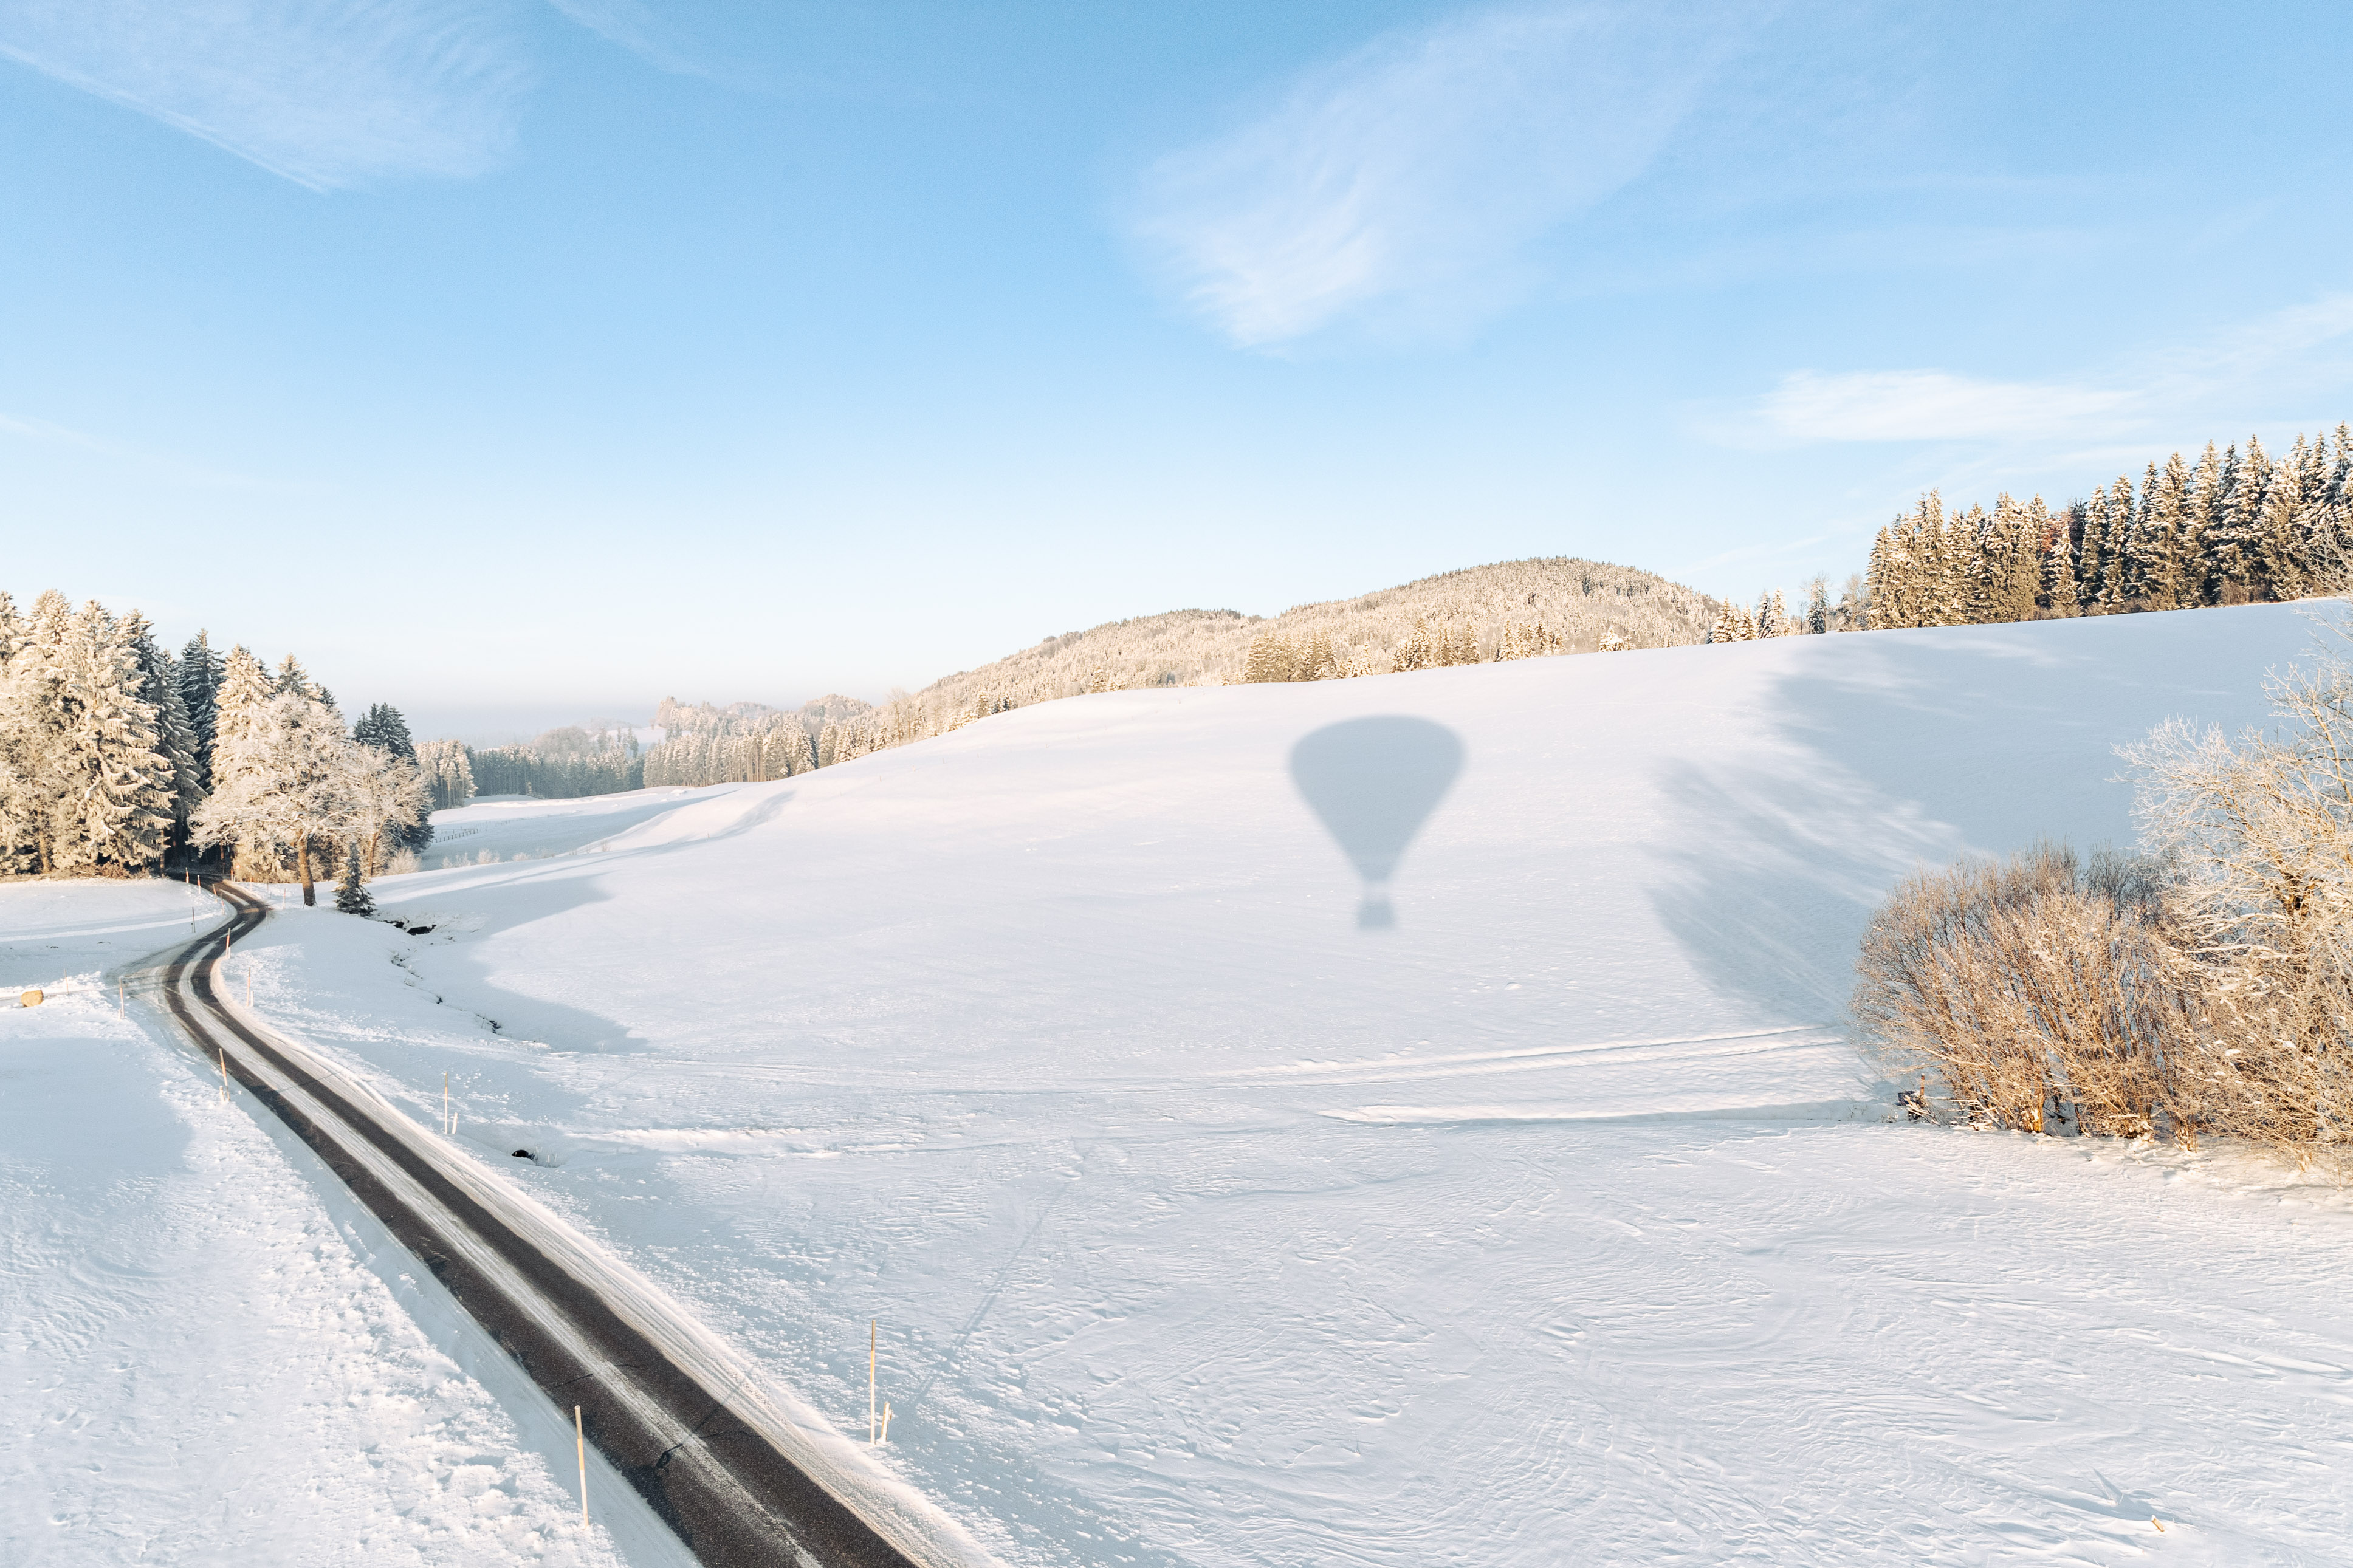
top-left (1129, 1), bottom-right (1752, 349)
top-left (0, 0), bottom-right (531, 190)
top-left (1752, 369), bottom-right (2140, 443)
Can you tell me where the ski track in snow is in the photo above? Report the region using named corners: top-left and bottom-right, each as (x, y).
top-left (18, 606), bottom-right (2353, 1565)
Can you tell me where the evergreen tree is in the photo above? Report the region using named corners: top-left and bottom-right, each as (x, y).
top-left (48, 601), bottom-right (173, 874)
top-left (2157, 450), bottom-right (2199, 607)
top-left (1804, 576), bottom-right (1831, 634)
top-left (2121, 462), bottom-right (2179, 607)
top-left (2107, 476), bottom-right (2138, 608)
top-left (177, 630), bottom-right (223, 795)
top-left (1243, 631), bottom-right (1299, 681)
top-left (353, 703), bottom-right (433, 851)
top-left (274, 654), bottom-right (317, 700)
top-left (123, 613), bottom-right (201, 859)
top-left (2035, 497), bottom-right (2076, 612)
top-left (2249, 460), bottom-right (2307, 601)
top-left (352, 702), bottom-right (416, 758)
top-left (2204, 436), bottom-right (2269, 600)
top-left (5, 593), bottom-right (75, 872)
top-left (334, 841), bottom-right (375, 916)
top-left (1969, 496), bottom-right (2039, 623)
top-left (210, 647), bottom-right (281, 874)
top-left (2184, 440), bottom-right (2225, 603)
top-left (1863, 527), bottom-right (1900, 628)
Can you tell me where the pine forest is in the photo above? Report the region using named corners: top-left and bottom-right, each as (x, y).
top-left (0, 589), bottom-right (431, 902)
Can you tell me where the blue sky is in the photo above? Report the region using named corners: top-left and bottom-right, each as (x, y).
top-left (5, 0), bottom-right (2350, 740)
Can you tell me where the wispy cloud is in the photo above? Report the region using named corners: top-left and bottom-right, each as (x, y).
top-left (1720, 294), bottom-right (2353, 449)
top-left (2, 406), bottom-right (298, 490)
top-left (543, 0), bottom-right (700, 76)
top-left (0, 0), bottom-right (531, 189)
top-left (0, 411), bottom-right (103, 450)
top-left (1751, 370), bottom-right (2139, 443)
top-left (1129, 1), bottom-right (1752, 349)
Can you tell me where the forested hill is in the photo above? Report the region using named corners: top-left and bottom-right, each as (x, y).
top-left (442, 556), bottom-right (1722, 795)
top-left (915, 556), bottom-right (1717, 714)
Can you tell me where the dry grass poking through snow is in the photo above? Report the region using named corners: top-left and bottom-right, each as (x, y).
top-left (1858, 618), bottom-right (2353, 1166)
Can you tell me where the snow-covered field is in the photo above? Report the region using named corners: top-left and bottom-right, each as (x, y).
top-left (0, 881), bottom-right (689, 1568)
top-left (16, 604), bottom-right (2353, 1564)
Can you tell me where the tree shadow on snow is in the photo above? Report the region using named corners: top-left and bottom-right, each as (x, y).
top-left (377, 862), bottom-right (653, 1056)
top-left (1643, 620), bottom-right (2284, 1029)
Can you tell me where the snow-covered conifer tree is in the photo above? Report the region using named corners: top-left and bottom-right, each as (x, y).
top-left (274, 654), bottom-right (317, 701)
top-left (334, 842), bottom-right (375, 916)
top-left (1243, 631), bottom-right (1297, 682)
top-left (2117, 462), bottom-right (2169, 606)
top-left (47, 601), bottom-right (173, 874)
top-left (1970, 496), bottom-right (2039, 624)
top-left (178, 631), bottom-right (223, 795)
top-left (3, 593), bottom-right (76, 871)
top-left (123, 613), bottom-right (200, 857)
top-left (353, 703), bottom-right (433, 851)
top-left (2034, 498), bottom-right (2075, 612)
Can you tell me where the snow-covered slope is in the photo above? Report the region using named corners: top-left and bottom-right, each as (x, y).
top-left (0, 882), bottom-right (684, 1568)
top-left (243, 605), bottom-right (2353, 1566)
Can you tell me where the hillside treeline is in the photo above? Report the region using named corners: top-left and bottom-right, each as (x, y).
top-left (1844, 423), bottom-right (2351, 633)
top-left (414, 699), bottom-right (885, 804)
top-left (411, 728), bottom-right (641, 808)
top-left (809, 557), bottom-right (1719, 760)
top-left (640, 695), bottom-right (874, 785)
top-left (0, 589), bottom-right (430, 900)
top-left (428, 560), bottom-right (1723, 799)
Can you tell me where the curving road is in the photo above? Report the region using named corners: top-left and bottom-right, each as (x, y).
top-left (156, 878), bottom-right (923, 1568)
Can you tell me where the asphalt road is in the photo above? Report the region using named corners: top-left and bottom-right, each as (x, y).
top-left (156, 878), bottom-right (924, 1568)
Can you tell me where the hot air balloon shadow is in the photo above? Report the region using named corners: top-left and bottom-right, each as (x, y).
top-left (1289, 716), bottom-right (1465, 930)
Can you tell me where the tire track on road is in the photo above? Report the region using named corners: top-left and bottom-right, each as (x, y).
top-left (156, 878), bottom-right (932, 1568)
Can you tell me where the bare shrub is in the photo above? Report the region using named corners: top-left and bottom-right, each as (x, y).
top-left (1854, 844), bottom-right (2191, 1138)
top-left (1858, 617), bottom-right (2353, 1165)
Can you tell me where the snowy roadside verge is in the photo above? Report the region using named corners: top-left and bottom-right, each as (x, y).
top-left (1, 880), bottom-right (637, 1568)
top-left (200, 905), bottom-right (1003, 1568)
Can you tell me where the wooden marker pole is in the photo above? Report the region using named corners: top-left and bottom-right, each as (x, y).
top-left (870, 1319), bottom-right (878, 1443)
top-left (117, 978), bottom-right (124, 1018)
top-left (445, 1072), bottom-right (453, 1136)
top-left (575, 1405), bottom-right (588, 1528)
top-left (218, 1047), bottom-right (229, 1103)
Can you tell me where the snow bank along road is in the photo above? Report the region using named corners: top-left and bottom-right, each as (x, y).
top-left (190, 608), bottom-right (2353, 1564)
top-left (159, 878), bottom-right (943, 1568)
top-left (2, 879), bottom-right (644, 1567)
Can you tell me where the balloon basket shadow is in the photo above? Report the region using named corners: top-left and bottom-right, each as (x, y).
top-left (1357, 891), bottom-right (1396, 930)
